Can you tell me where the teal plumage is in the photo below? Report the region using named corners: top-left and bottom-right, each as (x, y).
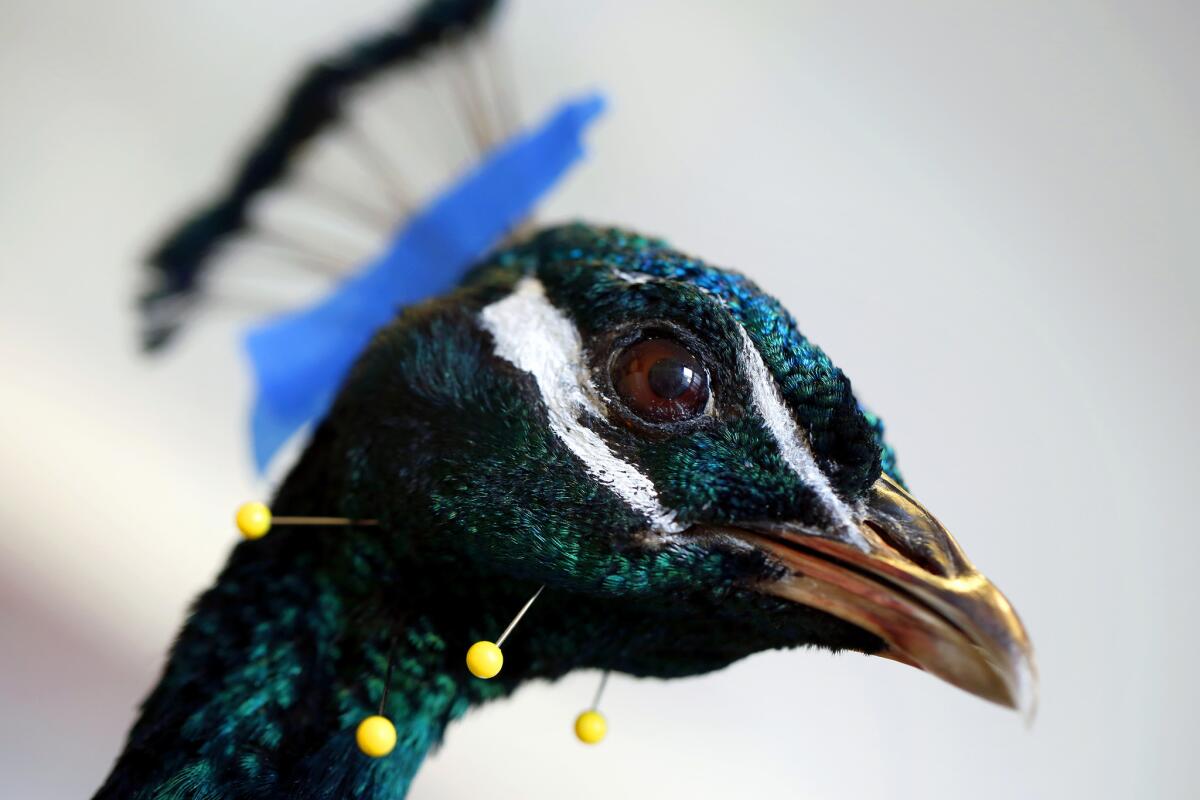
top-left (96, 226), bottom-right (897, 798)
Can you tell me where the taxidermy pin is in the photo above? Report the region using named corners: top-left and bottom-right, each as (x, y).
top-left (574, 671), bottom-right (610, 745)
top-left (466, 585), bottom-right (545, 679)
top-left (356, 639), bottom-right (400, 758)
top-left (234, 501), bottom-right (378, 540)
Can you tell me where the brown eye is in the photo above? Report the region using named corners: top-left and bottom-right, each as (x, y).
top-left (611, 337), bottom-right (710, 424)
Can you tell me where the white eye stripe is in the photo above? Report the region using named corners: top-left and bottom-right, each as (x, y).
top-left (479, 276), bottom-right (684, 534)
top-left (735, 325), bottom-right (868, 549)
top-left (482, 272), bottom-right (862, 544)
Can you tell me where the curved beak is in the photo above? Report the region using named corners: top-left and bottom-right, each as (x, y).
top-left (734, 475), bottom-right (1037, 719)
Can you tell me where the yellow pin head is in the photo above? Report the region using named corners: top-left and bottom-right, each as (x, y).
top-left (235, 502), bottom-right (272, 540)
top-left (574, 710), bottom-right (607, 744)
top-left (356, 715), bottom-right (397, 758)
top-left (465, 641), bottom-right (503, 679)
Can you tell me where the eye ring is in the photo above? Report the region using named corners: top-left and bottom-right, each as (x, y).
top-left (609, 336), bottom-right (711, 425)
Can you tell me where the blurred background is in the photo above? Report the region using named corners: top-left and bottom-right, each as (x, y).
top-left (1, 0), bottom-right (1197, 797)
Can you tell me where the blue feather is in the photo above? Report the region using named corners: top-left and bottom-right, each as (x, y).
top-left (245, 92), bottom-right (606, 470)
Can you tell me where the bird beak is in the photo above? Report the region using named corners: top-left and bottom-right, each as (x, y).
top-left (732, 474), bottom-right (1037, 719)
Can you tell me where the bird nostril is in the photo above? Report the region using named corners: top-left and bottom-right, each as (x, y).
top-left (862, 518), bottom-right (955, 578)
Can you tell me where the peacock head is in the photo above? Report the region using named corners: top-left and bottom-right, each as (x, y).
top-left (325, 223), bottom-right (1034, 714)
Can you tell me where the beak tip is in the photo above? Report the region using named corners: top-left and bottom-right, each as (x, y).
top-left (1011, 652), bottom-right (1039, 727)
top-left (984, 631), bottom-right (1037, 724)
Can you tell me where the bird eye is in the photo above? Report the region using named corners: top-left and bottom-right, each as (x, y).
top-left (611, 337), bottom-right (710, 424)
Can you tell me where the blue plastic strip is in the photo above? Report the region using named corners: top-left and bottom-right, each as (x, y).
top-left (245, 93), bottom-right (605, 470)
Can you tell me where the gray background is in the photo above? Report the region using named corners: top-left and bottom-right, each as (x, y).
top-left (1, 1), bottom-right (1196, 797)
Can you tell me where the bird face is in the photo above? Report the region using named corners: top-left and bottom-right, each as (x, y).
top-left (334, 224), bottom-right (1034, 715)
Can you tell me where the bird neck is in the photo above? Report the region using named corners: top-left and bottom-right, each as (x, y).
top-left (97, 420), bottom-right (592, 800)
top-left (95, 519), bottom-right (535, 800)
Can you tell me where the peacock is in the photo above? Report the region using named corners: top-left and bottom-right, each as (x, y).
top-left (95, 2), bottom-right (1034, 798)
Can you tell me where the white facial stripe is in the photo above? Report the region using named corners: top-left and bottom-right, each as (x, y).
top-left (735, 325), bottom-right (869, 550)
top-left (611, 268), bottom-right (653, 285)
top-left (480, 277), bottom-right (684, 533)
